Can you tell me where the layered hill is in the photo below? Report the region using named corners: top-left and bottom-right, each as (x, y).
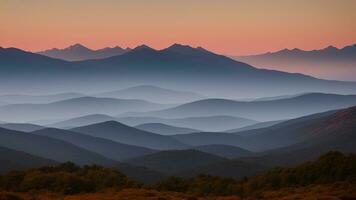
top-left (0, 127), bottom-right (115, 165)
top-left (193, 144), bottom-right (253, 159)
top-left (32, 128), bottom-right (155, 161)
top-left (0, 92), bottom-right (84, 104)
top-left (118, 115), bottom-right (257, 132)
top-left (0, 97), bottom-right (167, 122)
top-left (243, 106), bottom-right (356, 166)
top-left (96, 85), bottom-right (203, 104)
top-left (0, 123), bottom-right (44, 132)
top-left (0, 146), bottom-right (56, 173)
top-left (134, 123), bottom-right (200, 135)
top-left (132, 93), bottom-right (356, 121)
top-left (49, 114), bottom-right (117, 128)
top-left (71, 121), bottom-right (188, 150)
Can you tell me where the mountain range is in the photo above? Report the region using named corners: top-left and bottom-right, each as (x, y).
top-left (37, 43), bottom-right (131, 61)
top-left (0, 96), bottom-right (167, 122)
top-left (125, 93), bottom-right (356, 121)
top-left (1, 44), bottom-right (356, 97)
top-left (48, 114), bottom-right (258, 132)
top-left (96, 85), bottom-right (204, 104)
top-left (0, 92), bottom-right (84, 104)
top-left (134, 123), bottom-right (200, 135)
top-left (32, 128), bottom-right (155, 161)
top-left (0, 127), bottom-right (115, 165)
top-left (234, 44), bottom-right (356, 81)
top-left (0, 146), bottom-right (56, 173)
top-left (70, 121), bottom-right (188, 150)
top-left (0, 105), bottom-right (355, 182)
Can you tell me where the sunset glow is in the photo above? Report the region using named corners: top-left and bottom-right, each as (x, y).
top-left (0, 0), bottom-right (355, 55)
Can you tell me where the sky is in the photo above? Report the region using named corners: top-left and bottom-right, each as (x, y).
top-left (0, 0), bottom-right (355, 55)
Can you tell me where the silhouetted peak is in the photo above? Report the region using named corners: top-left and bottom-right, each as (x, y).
top-left (291, 48), bottom-right (302, 52)
top-left (167, 43), bottom-right (194, 50)
top-left (133, 44), bottom-right (155, 51)
top-left (164, 43), bottom-right (213, 55)
top-left (322, 45), bottom-right (338, 52)
top-left (340, 44), bottom-right (356, 52)
top-left (68, 43), bottom-right (89, 50)
top-left (325, 45), bottom-right (338, 50)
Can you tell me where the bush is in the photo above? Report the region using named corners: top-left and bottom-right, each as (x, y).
top-left (0, 162), bottom-right (140, 194)
top-left (0, 192), bottom-right (23, 200)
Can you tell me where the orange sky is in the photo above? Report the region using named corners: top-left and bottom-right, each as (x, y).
top-left (0, 0), bottom-right (355, 55)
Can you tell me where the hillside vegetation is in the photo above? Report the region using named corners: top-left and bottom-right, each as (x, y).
top-left (0, 151), bottom-right (355, 199)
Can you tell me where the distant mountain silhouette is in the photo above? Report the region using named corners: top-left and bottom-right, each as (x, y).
top-left (0, 97), bottom-right (167, 122)
top-left (135, 123), bottom-right (200, 135)
top-left (71, 121), bottom-right (188, 150)
top-left (0, 127), bottom-right (115, 165)
top-left (234, 44), bottom-right (356, 81)
top-left (124, 149), bottom-right (227, 174)
top-left (32, 128), bottom-right (155, 161)
top-left (0, 123), bottom-right (44, 132)
top-left (96, 85), bottom-right (204, 104)
top-left (193, 144), bottom-right (252, 159)
top-left (1, 44), bottom-right (356, 98)
top-left (118, 115), bottom-right (258, 132)
top-left (37, 43), bottom-right (131, 61)
top-left (131, 93), bottom-right (356, 121)
top-left (0, 92), bottom-right (84, 104)
top-left (0, 146), bottom-right (56, 173)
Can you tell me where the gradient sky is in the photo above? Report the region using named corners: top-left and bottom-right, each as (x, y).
top-left (0, 0), bottom-right (355, 55)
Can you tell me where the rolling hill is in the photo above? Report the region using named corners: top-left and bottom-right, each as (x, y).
top-left (130, 93), bottom-right (356, 121)
top-left (225, 120), bottom-right (284, 133)
top-left (0, 146), bottom-right (56, 173)
top-left (96, 85), bottom-right (204, 104)
top-left (134, 123), bottom-right (200, 135)
top-left (32, 128), bottom-right (155, 161)
top-left (193, 144), bottom-right (253, 158)
top-left (242, 106), bottom-right (356, 166)
top-left (118, 115), bottom-right (257, 132)
top-left (0, 92), bottom-right (84, 104)
top-left (0, 97), bottom-right (167, 122)
top-left (0, 123), bottom-right (44, 132)
top-left (171, 132), bottom-right (246, 148)
top-left (124, 149), bottom-right (227, 174)
top-left (0, 127), bottom-right (115, 165)
top-left (71, 121), bottom-right (189, 150)
top-left (49, 114), bottom-right (117, 128)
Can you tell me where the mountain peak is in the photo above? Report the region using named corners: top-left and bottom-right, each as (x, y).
top-left (323, 45), bottom-right (338, 52)
top-left (167, 43), bottom-right (194, 50)
top-left (133, 44), bottom-right (155, 51)
top-left (164, 43), bottom-right (213, 55)
top-left (67, 43), bottom-right (91, 51)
